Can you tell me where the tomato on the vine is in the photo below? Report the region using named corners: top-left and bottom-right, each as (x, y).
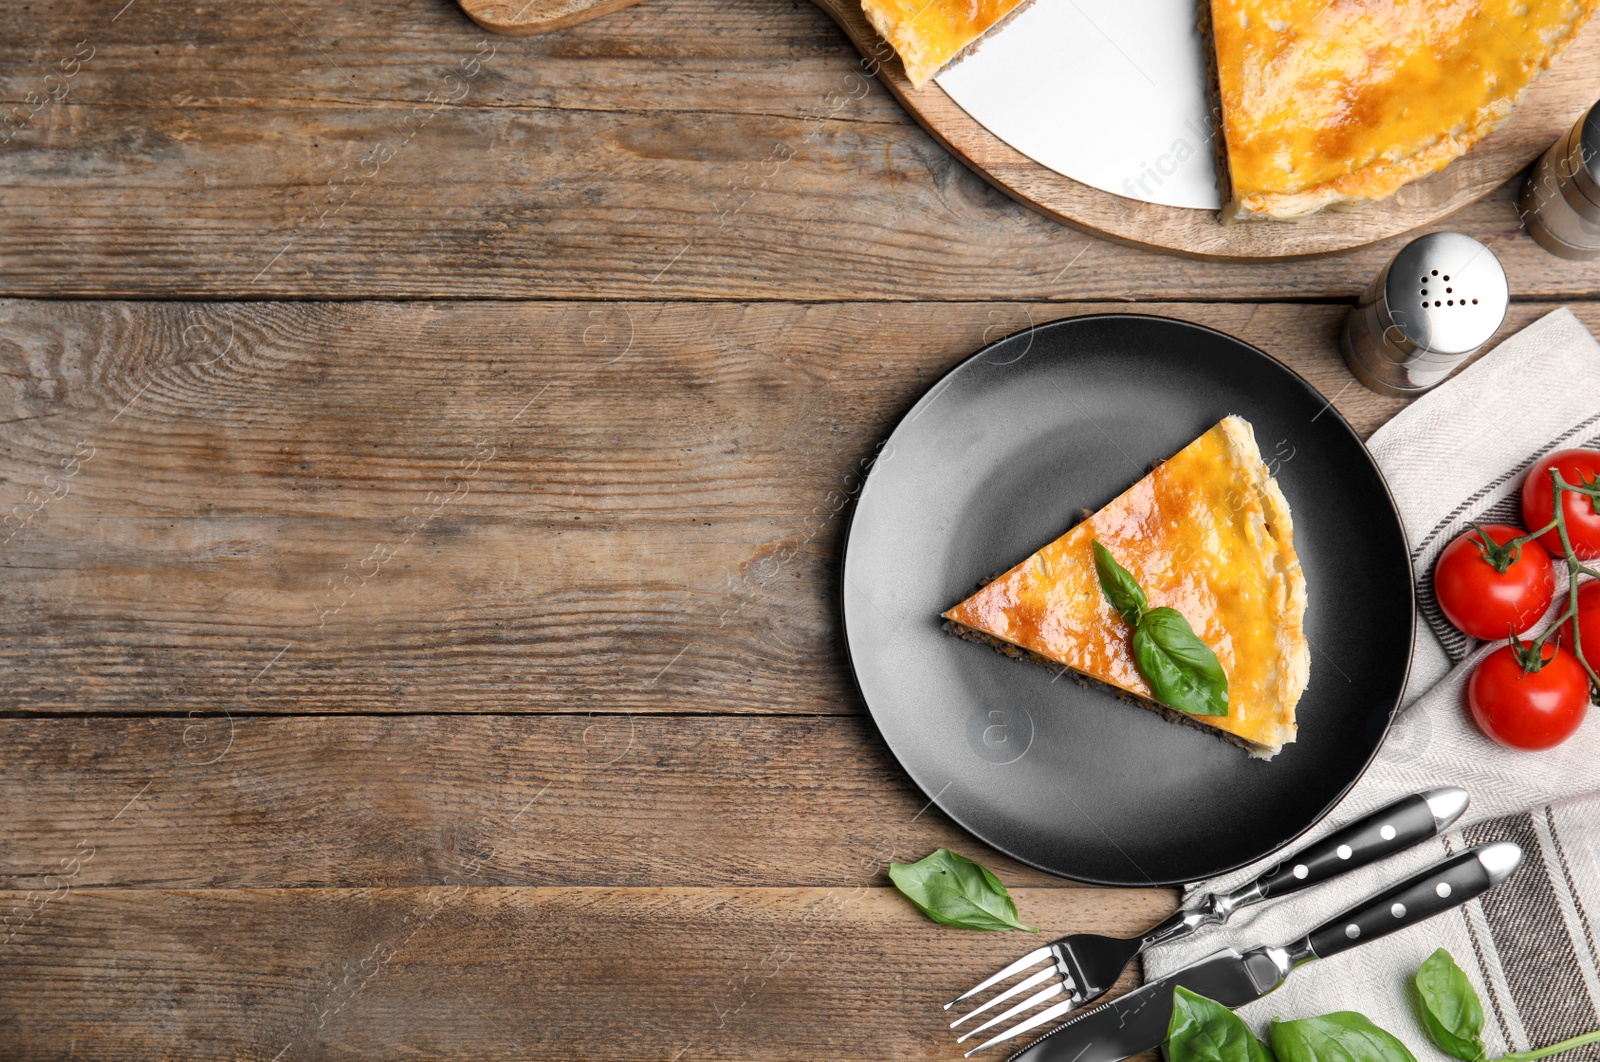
top-left (1468, 643), bottom-right (1589, 750)
top-left (1433, 524), bottom-right (1556, 639)
top-left (1522, 449), bottom-right (1600, 560)
top-left (1560, 580), bottom-right (1600, 667)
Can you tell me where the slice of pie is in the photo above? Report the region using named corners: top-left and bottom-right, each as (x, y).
top-left (1206, 0), bottom-right (1599, 220)
top-left (943, 415), bottom-right (1308, 758)
top-left (858, 0), bottom-right (1036, 88)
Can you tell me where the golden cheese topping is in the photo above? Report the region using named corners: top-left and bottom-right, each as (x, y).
top-left (944, 417), bottom-right (1306, 755)
top-left (860, 0), bottom-right (1032, 88)
top-left (1212, 0), bottom-right (1598, 218)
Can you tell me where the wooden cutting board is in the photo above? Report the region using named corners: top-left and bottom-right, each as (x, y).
top-left (457, 0), bottom-right (1600, 260)
top-left (458, 0), bottom-right (651, 34)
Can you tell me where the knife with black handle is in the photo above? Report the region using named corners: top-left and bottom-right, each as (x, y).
top-left (955, 789), bottom-right (1473, 1056)
top-left (1005, 842), bottom-right (1524, 1062)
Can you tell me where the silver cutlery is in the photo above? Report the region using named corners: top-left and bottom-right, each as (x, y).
top-left (994, 840), bottom-right (1523, 1061)
top-left (947, 787), bottom-right (1469, 1052)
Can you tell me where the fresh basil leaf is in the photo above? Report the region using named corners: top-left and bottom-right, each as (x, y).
top-left (1093, 541), bottom-right (1148, 624)
top-left (1270, 1013), bottom-right (1417, 1062)
top-left (1412, 949), bottom-right (1487, 1062)
top-left (1133, 607), bottom-right (1230, 717)
top-left (1168, 986), bottom-right (1275, 1062)
top-left (887, 848), bottom-right (1036, 932)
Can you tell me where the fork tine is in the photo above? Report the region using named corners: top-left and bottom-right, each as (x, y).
top-left (944, 945), bottom-right (1054, 1009)
top-left (949, 965), bottom-right (1058, 1028)
top-left (954, 979), bottom-right (1068, 1043)
top-left (961, 994), bottom-right (1084, 1056)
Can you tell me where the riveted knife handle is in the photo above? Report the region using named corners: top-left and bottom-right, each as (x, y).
top-left (1253, 788), bottom-right (1468, 900)
top-left (1304, 842), bottom-right (1522, 961)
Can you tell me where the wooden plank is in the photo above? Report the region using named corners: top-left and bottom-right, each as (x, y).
top-left (0, 714), bottom-right (1085, 890)
top-left (0, 0), bottom-right (906, 120)
top-left (1, 0), bottom-right (1598, 298)
top-left (0, 884), bottom-right (1173, 1060)
top-left (0, 298), bottom-right (1586, 715)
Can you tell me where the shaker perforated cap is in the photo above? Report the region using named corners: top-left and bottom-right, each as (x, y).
top-left (1383, 232), bottom-right (1509, 356)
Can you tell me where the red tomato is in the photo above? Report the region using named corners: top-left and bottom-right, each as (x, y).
top-left (1560, 580), bottom-right (1600, 667)
top-left (1522, 449), bottom-right (1600, 560)
top-left (1468, 644), bottom-right (1589, 750)
top-left (1433, 525), bottom-right (1556, 639)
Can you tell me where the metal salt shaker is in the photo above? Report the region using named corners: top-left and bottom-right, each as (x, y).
top-left (1519, 100), bottom-right (1600, 260)
top-left (1341, 231), bottom-right (1509, 397)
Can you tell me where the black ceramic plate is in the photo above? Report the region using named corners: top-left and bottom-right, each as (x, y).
top-left (841, 314), bottom-right (1414, 887)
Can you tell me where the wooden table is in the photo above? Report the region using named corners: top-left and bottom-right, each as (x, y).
top-left (3, 1), bottom-right (1598, 1058)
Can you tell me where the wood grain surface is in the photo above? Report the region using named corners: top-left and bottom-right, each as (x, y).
top-left (5, 0), bottom-right (1600, 1058)
top-left (0, 714), bottom-right (1077, 890)
top-left (2, 0), bottom-right (1600, 298)
top-left (3, 295), bottom-right (1543, 719)
top-left (0, 292), bottom-right (1473, 1057)
top-left (0, 885), bottom-right (1170, 1060)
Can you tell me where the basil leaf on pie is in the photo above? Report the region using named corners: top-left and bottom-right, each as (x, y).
top-left (1094, 540), bottom-right (1149, 624)
top-left (1135, 607), bottom-right (1230, 717)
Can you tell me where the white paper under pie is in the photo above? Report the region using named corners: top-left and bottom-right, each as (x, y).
top-left (933, 0), bottom-right (1223, 210)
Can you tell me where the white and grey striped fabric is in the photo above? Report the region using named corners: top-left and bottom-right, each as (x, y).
top-left (1144, 308), bottom-right (1600, 1058)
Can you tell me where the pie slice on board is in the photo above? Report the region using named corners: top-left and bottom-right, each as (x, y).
top-left (1206, 0), bottom-right (1598, 219)
top-left (858, 0), bottom-right (1036, 88)
top-left (943, 415), bottom-right (1309, 758)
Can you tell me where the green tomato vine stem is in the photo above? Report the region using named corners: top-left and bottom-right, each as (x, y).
top-left (1495, 1026), bottom-right (1600, 1062)
top-left (1513, 470), bottom-right (1600, 696)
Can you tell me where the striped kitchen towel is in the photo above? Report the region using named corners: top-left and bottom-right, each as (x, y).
top-left (1144, 307), bottom-right (1600, 1058)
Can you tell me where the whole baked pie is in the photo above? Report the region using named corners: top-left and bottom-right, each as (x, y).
top-left (942, 416), bottom-right (1309, 758)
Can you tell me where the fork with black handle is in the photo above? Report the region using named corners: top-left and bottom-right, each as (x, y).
top-left (946, 787), bottom-right (1469, 1050)
top-left (999, 840), bottom-right (1523, 1062)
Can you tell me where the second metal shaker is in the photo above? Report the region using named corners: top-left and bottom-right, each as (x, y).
top-left (1519, 100), bottom-right (1600, 260)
